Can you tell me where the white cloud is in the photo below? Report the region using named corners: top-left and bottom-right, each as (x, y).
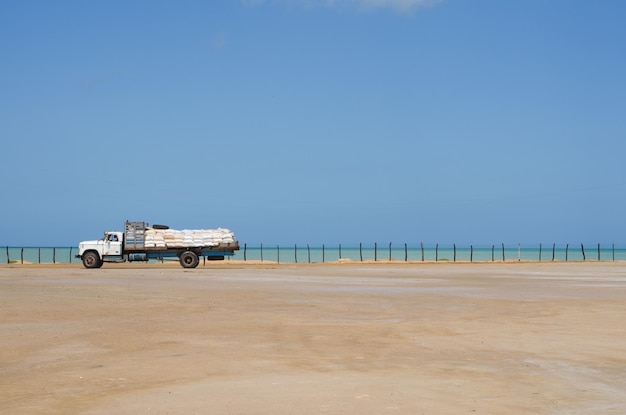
top-left (346, 0), bottom-right (442, 13)
top-left (244, 0), bottom-right (443, 14)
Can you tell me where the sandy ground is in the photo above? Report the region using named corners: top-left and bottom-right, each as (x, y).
top-left (1, 261), bottom-right (626, 414)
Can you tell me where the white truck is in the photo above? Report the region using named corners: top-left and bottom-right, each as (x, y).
top-left (77, 221), bottom-right (239, 269)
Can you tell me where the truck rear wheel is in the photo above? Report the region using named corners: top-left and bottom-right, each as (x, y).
top-left (82, 251), bottom-right (102, 269)
top-left (179, 251), bottom-right (199, 268)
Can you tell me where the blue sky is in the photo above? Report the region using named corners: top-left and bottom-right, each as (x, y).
top-left (1, 0), bottom-right (625, 247)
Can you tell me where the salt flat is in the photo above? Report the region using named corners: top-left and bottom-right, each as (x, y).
top-left (1, 262), bottom-right (626, 414)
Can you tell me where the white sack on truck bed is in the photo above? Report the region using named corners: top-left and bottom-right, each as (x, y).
top-left (144, 228), bottom-right (236, 249)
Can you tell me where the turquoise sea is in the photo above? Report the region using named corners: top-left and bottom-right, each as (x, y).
top-left (3, 244), bottom-right (626, 264)
top-left (2, 247), bottom-right (79, 264)
top-left (238, 244), bottom-right (626, 263)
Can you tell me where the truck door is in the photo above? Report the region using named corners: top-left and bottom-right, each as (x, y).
top-left (104, 233), bottom-right (122, 256)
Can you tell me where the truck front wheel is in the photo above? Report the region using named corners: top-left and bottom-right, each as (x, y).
top-left (82, 251), bottom-right (102, 269)
top-left (179, 251), bottom-right (199, 268)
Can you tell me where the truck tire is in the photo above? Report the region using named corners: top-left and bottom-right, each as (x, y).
top-left (82, 251), bottom-right (102, 269)
top-left (179, 251), bottom-right (199, 268)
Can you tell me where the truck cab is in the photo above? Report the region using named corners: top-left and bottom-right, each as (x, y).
top-left (78, 231), bottom-right (124, 268)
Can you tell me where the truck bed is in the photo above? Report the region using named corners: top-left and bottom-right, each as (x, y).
top-left (124, 241), bottom-right (240, 253)
top-left (124, 222), bottom-right (239, 253)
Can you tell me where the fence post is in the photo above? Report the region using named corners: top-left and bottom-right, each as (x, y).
top-left (421, 242), bottom-right (424, 262)
top-left (39, 248), bottom-right (41, 264)
top-left (21, 248), bottom-right (24, 264)
top-left (307, 244), bottom-right (311, 263)
top-left (436, 243), bottom-right (439, 262)
top-left (359, 242), bottom-right (363, 262)
top-left (539, 243), bottom-right (542, 262)
top-left (552, 243), bottom-right (556, 261)
top-left (53, 247), bottom-right (56, 264)
top-left (322, 244), bottom-right (325, 263)
top-left (339, 244), bottom-right (342, 260)
top-left (453, 244), bottom-right (456, 262)
top-left (405, 243), bottom-right (408, 262)
top-left (277, 245), bottom-right (280, 264)
top-left (492, 245), bottom-right (494, 262)
top-left (389, 242), bottom-right (392, 261)
top-left (69, 247), bottom-right (73, 264)
top-left (244, 243), bottom-right (247, 261)
top-left (566, 244), bottom-right (569, 261)
top-left (581, 243), bottom-right (585, 261)
top-left (295, 244), bottom-right (297, 263)
top-left (374, 243), bottom-right (378, 261)
top-left (502, 243), bottom-right (505, 262)
top-left (470, 245), bottom-right (473, 262)
top-left (613, 243), bottom-right (615, 262)
top-left (261, 243), bottom-right (263, 262)
top-left (597, 243), bottom-right (600, 261)
top-left (5, 246), bottom-right (8, 264)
